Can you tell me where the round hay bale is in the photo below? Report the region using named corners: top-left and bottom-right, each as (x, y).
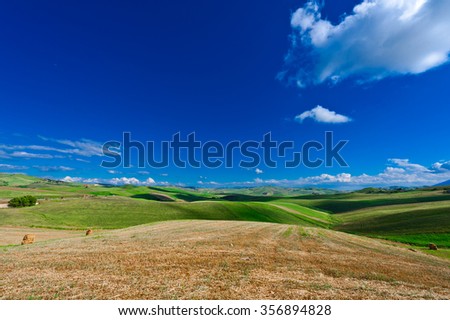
top-left (86, 229), bottom-right (93, 236)
top-left (428, 243), bottom-right (438, 250)
top-left (21, 234), bottom-right (35, 245)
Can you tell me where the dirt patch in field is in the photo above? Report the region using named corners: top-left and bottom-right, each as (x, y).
top-left (0, 203), bottom-right (8, 209)
top-left (0, 227), bottom-right (83, 246)
top-left (0, 220), bottom-right (449, 299)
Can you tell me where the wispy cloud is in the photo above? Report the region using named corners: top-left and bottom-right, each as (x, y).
top-left (388, 158), bottom-right (431, 173)
top-left (33, 165), bottom-right (74, 172)
top-left (10, 151), bottom-right (54, 159)
top-left (38, 136), bottom-right (104, 157)
top-left (281, 0), bottom-right (450, 86)
top-left (0, 136), bottom-right (108, 176)
top-left (0, 150), bottom-right (10, 159)
top-left (432, 160), bottom-right (450, 171)
top-left (0, 144), bottom-right (64, 153)
top-left (0, 137), bottom-right (104, 159)
top-left (197, 180), bottom-right (219, 186)
top-left (75, 158), bottom-right (91, 163)
top-left (295, 105), bottom-right (351, 123)
top-left (0, 164), bottom-right (29, 170)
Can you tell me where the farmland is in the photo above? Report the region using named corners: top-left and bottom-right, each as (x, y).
top-left (0, 174), bottom-right (449, 299)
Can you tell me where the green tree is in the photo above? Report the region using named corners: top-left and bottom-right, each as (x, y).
top-left (8, 195), bottom-right (37, 208)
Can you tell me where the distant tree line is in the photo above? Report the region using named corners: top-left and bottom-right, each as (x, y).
top-left (8, 195), bottom-right (37, 208)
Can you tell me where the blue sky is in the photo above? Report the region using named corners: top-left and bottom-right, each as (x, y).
top-left (1, 0), bottom-right (449, 188)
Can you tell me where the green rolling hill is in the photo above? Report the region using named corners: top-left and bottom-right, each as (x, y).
top-left (1, 173), bottom-right (449, 255)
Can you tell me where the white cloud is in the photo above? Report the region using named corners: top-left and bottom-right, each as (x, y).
top-left (0, 164), bottom-right (29, 170)
top-left (432, 160), bottom-right (450, 171)
top-left (110, 177), bottom-right (142, 185)
top-left (144, 177), bottom-right (156, 184)
top-left (282, 0), bottom-right (450, 85)
top-left (195, 158), bottom-right (450, 189)
top-left (54, 138), bottom-right (103, 157)
top-left (61, 176), bottom-right (157, 186)
top-left (75, 158), bottom-right (91, 163)
top-left (10, 151), bottom-right (54, 159)
top-left (33, 166), bottom-right (74, 172)
top-left (388, 158), bottom-right (431, 172)
top-left (196, 180), bottom-right (219, 186)
top-left (0, 140), bottom-right (103, 158)
top-left (38, 137), bottom-right (104, 157)
top-left (255, 168), bottom-right (264, 174)
top-left (0, 150), bottom-right (10, 158)
top-left (295, 105), bottom-right (351, 123)
top-left (267, 159), bottom-right (450, 187)
top-left (61, 176), bottom-right (83, 183)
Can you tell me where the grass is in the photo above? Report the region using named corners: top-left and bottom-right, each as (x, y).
top-left (274, 202), bottom-right (338, 221)
top-left (1, 174), bottom-right (449, 252)
top-left (269, 202), bottom-right (338, 228)
top-left (281, 190), bottom-right (450, 213)
top-left (371, 234), bottom-right (450, 247)
top-left (335, 201), bottom-right (450, 247)
top-left (0, 178), bottom-right (218, 201)
top-left (0, 173), bottom-right (42, 187)
top-left (0, 197), bottom-right (319, 229)
top-left (1, 175), bottom-right (450, 299)
top-left (417, 247), bottom-right (450, 260)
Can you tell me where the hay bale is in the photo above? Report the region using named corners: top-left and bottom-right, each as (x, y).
top-left (428, 243), bottom-right (438, 250)
top-left (21, 234), bottom-right (35, 245)
top-left (86, 229), bottom-right (93, 236)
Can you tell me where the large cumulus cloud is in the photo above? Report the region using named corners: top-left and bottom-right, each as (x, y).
top-left (280, 0), bottom-right (450, 86)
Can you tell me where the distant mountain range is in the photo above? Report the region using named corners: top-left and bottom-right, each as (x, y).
top-left (434, 180), bottom-right (450, 187)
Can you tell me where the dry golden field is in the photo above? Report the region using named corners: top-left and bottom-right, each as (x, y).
top-left (0, 227), bottom-right (82, 246)
top-left (1, 220), bottom-right (449, 300)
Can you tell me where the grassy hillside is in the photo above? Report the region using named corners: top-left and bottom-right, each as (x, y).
top-left (335, 200), bottom-right (450, 247)
top-left (1, 174), bottom-right (449, 300)
top-left (0, 173), bottom-right (43, 187)
top-left (269, 202), bottom-right (338, 228)
top-left (0, 197), bottom-right (320, 229)
top-left (0, 178), bottom-right (218, 201)
top-left (280, 190), bottom-right (450, 213)
top-left (1, 173), bottom-right (449, 252)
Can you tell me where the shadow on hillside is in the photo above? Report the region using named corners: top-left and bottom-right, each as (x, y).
top-left (175, 194), bottom-right (213, 202)
top-left (132, 192), bottom-right (212, 202)
top-left (131, 194), bottom-right (175, 202)
top-left (220, 194), bottom-right (276, 202)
